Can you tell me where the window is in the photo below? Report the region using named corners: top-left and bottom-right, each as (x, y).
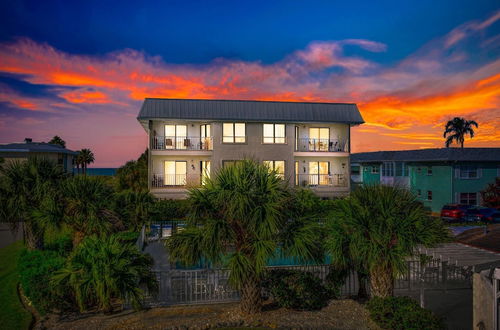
top-left (459, 166), bottom-right (478, 179)
top-left (223, 123), bottom-right (245, 143)
top-left (264, 160), bottom-right (285, 178)
top-left (263, 124), bottom-right (285, 144)
top-left (309, 128), bottom-right (330, 151)
top-left (417, 167), bottom-right (422, 174)
top-left (371, 166), bottom-right (379, 174)
top-left (295, 161), bottom-right (299, 185)
top-left (200, 161), bottom-right (210, 185)
top-left (395, 162), bottom-right (408, 176)
top-left (164, 124), bottom-right (188, 149)
top-left (417, 189), bottom-right (421, 197)
top-left (200, 124), bottom-right (212, 150)
top-left (427, 167), bottom-right (433, 175)
top-left (295, 126), bottom-right (299, 151)
top-left (164, 161), bottom-right (187, 186)
top-left (427, 191), bottom-right (432, 201)
top-left (309, 161), bottom-right (329, 185)
top-left (460, 192), bottom-right (477, 205)
top-left (382, 162), bottom-right (394, 177)
top-left (352, 166), bottom-right (360, 175)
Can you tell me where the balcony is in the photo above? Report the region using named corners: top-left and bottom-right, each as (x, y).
top-left (151, 174), bottom-right (205, 188)
top-left (151, 136), bottom-right (213, 151)
top-left (295, 138), bottom-right (348, 152)
top-left (296, 174), bottom-right (348, 187)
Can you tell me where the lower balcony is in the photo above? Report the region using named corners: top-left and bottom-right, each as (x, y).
top-left (151, 174), bottom-right (205, 188)
top-left (296, 174), bottom-right (348, 188)
top-left (295, 138), bottom-right (348, 152)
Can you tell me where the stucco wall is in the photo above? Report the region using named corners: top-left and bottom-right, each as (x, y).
top-left (410, 164), bottom-right (453, 213)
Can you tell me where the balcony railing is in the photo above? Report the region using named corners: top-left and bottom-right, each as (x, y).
top-left (151, 136), bottom-right (213, 151)
top-left (295, 138), bottom-right (348, 152)
top-left (151, 174), bottom-right (205, 188)
top-left (295, 174), bottom-right (348, 187)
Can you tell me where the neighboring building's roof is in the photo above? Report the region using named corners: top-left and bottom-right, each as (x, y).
top-left (351, 148), bottom-right (500, 163)
top-left (137, 98), bottom-right (365, 124)
top-left (0, 142), bottom-right (78, 155)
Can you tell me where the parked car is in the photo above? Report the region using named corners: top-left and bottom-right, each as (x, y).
top-left (464, 207), bottom-right (500, 223)
top-left (440, 204), bottom-right (473, 222)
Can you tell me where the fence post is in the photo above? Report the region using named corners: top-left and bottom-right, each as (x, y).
top-left (441, 260), bottom-right (447, 294)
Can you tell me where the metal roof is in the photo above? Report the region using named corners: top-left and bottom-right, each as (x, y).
top-left (351, 148), bottom-right (500, 163)
top-left (137, 98), bottom-right (364, 124)
top-left (0, 142), bottom-right (78, 155)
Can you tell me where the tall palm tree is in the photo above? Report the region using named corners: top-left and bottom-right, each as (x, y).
top-left (443, 117), bottom-right (478, 148)
top-left (325, 185), bottom-right (449, 298)
top-left (61, 176), bottom-right (119, 245)
top-left (166, 160), bottom-right (321, 314)
top-left (52, 235), bottom-right (158, 313)
top-left (0, 158), bottom-right (66, 249)
top-left (48, 135), bottom-right (66, 148)
top-left (77, 149), bottom-right (95, 175)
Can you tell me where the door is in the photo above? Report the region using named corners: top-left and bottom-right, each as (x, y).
top-left (200, 124), bottom-right (211, 150)
top-left (164, 161), bottom-right (187, 185)
top-left (200, 161), bottom-right (210, 185)
top-left (309, 128), bottom-right (330, 151)
top-left (309, 161), bottom-right (329, 185)
top-left (164, 125), bottom-right (188, 149)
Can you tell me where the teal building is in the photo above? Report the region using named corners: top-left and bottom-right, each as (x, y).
top-left (351, 148), bottom-right (500, 214)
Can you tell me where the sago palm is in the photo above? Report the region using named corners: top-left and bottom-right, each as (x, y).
top-left (52, 234), bottom-right (157, 313)
top-left (325, 184), bottom-right (449, 298)
top-left (0, 158), bottom-right (66, 249)
top-left (166, 160), bottom-right (322, 314)
top-left (443, 117), bottom-right (478, 148)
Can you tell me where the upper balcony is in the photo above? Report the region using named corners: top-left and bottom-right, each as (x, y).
top-left (295, 138), bottom-right (349, 153)
top-left (151, 136), bottom-right (213, 151)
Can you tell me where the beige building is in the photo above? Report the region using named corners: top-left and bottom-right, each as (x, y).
top-left (0, 138), bottom-right (77, 173)
top-left (137, 99), bottom-right (364, 199)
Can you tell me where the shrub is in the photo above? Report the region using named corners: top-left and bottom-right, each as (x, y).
top-left (324, 267), bottom-right (349, 298)
top-left (114, 230), bottom-right (140, 245)
top-left (44, 234), bottom-right (73, 256)
top-left (52, 234), bottom-right (158, 313)
top-left (18, 249), bottom-right (72, 314)
top-left (150, 199), bottom-right (189, 221)
top-left (262, 269), bottom-right (330, 310)
top-left (367, 296), bottom-right (445, 330)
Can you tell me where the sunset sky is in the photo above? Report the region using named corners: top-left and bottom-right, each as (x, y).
top-left (0, 0), bottom-right (499, 167)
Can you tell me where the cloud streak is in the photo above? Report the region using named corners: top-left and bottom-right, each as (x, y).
top-left (0, 11), bottom-right (499, 166)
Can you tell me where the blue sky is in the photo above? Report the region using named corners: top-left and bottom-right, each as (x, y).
top-left (0, 1), bottom-right (498, 166)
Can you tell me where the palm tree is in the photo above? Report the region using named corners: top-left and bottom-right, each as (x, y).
top-left (61, 176), bottom-right (119, 245)
top-left (443, 117), bottom-right (478, 148)
top-left (0, 158), bottom-right (66, 249)
top-left (113, 190), bottom-right (155, 231)
top-left (325, 185), bottom-right (449, 298)
top-left (52, 235), bottom-right (157, 313)
top-left (77, 149), bottom-right (95, 175)
top-left (166, 160), bottom-right (321, 314)
top-left (48, 135), bottom-right (66, 148)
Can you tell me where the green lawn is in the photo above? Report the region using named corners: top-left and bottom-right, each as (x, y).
top-left (0, 241), bottom-right (32, 330)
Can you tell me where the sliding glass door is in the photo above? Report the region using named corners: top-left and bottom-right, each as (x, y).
top-left (164, 161), bottom-right (187, 185)
top-left (309, 161), bottom-right (329, 185)
top-left (309, 128), bottom-right (329, 151)
top-left (165, 125), bottom-right (188, 149)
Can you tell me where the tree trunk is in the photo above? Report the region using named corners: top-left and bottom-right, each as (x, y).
top-left (357, 271), bottom-right (368, 299)
top-left (24, 222), bottom-right (43, 250)
top-left (73, 230), bottom-right (86, 246)
top-left (239, 276), bottom-right (262, 314)
top-left (369, 264), bottom-right (394, 298)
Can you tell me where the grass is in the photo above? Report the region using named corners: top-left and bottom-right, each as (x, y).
top-left (0, 241), bottom-right (32, 330)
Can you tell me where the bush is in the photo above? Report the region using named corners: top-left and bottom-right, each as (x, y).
top-left (150, 199), bottom-right (189, 221)
top-left (114, 230), bottom-right (140, 244)
top-left (18, 249), bottom-right (72, 314)
top-left (44, 234), bottom-right (73, 256)
top-left (262, 269), bottom-right (330, 310)
top-left (367, 296), bottom-right (445, 330)
top-left (324, 267), bottom-right (349, 298)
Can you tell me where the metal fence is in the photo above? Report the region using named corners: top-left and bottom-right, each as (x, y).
top-left (140, 258), bottom-right (472, 307)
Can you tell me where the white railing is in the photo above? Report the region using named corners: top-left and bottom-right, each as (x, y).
top-left (296, 174), bottom-right (348, 187)
top-left (295, 138), bottom-right (348, 152)
top-left (152, 174), bottom-right (203, 188)
top-left (151, 136), bottom-right (213, 151)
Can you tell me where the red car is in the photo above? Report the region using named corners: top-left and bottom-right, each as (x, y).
top-left (440, 204), bottom-right (473, 222)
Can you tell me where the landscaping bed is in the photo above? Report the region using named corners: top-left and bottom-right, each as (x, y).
top-left (37, 300), bottom-right (378, 329)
